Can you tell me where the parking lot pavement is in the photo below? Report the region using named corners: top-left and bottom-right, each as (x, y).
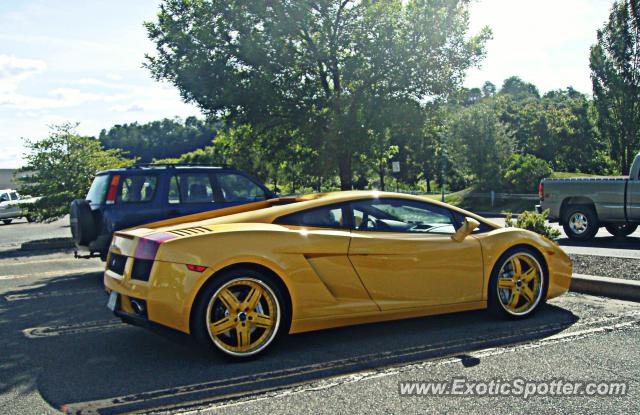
top-left (0, 251), bottom-right (639, 414)
top-left (0, 216), bottom-right (70, 252)
top-left (487, 217), bottom-right (640, 259)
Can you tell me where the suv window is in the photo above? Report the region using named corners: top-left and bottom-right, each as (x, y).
top-left (9, 192), bottom-right (18, 200)
top-left (275, 204), bottom-right (349, 229)
top-left (118, 175), bottom-right (157, 203)
top-left (351, 198), bottom-right (457, 234)
top-left (216, 173), bottom-right (267, 202)
top-left (0, 193), bottom-right (8, 203)
top-left (87, 174), bottom-right (110, 203)
top-left (171, 173), bottom-right (215, 203)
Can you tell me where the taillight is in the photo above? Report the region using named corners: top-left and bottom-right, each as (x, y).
top-left (134, 232), bottom-right (176, 260)
top-left (539, 182), bottom-right (544, 201)
top-left (186, 264), bottom-right (207, 272)
top-left (105, 175), bottom-right (121, 204)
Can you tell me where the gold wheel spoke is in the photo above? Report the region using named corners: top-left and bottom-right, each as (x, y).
top-left (511, 257), bottom-right (522, 278)
top-left (210, 316), bottom-right (235, 335)
top-left (244, 286), bottom-right (263, 311)
top-left (521, 285), bottom-right (535, 304)
top-left (522, 268), bottom-right (537, 283)
top-left (219, 288), bottom-right (240, 311)
top-left (236, 323), bottom-right (251, 351)
top-left (498, 278), bottom-right (514, 289)
top-left (507, 291), bottom-right (520, 309)
top-left (252, 313), bottom-right (273, 329)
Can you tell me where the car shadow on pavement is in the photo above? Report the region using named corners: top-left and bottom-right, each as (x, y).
top-left (0, 271), bottom-right (579, 414)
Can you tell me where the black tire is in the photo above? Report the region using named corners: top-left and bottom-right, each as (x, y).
top-left (25, 214), bottom-right (34, 223)
top-left (70, 199), bottom-right (98, 245)
top-left (2, 219), bottom-right (11, 225)
top-left (605, 223), bottom-right (637, 237)
top-left (191, 267), bottom-right (290, 359)
top-left (488, 246), bottom-right (548, 320)
top-left (562, 205), bottom-right (598, 241)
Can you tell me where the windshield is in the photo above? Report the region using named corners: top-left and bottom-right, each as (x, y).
top-left (86, 174), bottom-right (110, 203)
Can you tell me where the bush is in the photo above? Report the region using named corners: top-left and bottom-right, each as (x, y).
top-left (502, 154), bottom-right (552, 193)
top-left (504, 209), bottom-right (561, 240)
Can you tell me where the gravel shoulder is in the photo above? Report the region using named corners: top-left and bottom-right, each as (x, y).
top-left (570, 254), bottom-right (640, 281)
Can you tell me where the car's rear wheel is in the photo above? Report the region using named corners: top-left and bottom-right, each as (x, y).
top-left (2, 219), bottom-right (11, 225)
top-left (488, 247), bottom-right (546, 319)
top-left (193, 268), bottom-right (287, 359)
top-left (562, 205), bottom-right (598, 241)
top-left (605, 223), bottom-right (637, 237)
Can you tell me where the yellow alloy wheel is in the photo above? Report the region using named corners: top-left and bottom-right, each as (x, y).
top-left (496, 253), bottom-right (544, 316)
top-left (205, 278), bottom-right (281, 357)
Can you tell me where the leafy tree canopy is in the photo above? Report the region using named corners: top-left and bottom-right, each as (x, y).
top-left (145, 0), bottom-right (491, 189)
top-left (18, 124), bottom-right (133, 222)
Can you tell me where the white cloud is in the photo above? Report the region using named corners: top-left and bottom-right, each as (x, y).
top-left (0, 55), bottom-right (47, 95)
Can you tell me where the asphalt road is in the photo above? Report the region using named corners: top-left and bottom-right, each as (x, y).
top-left (0, 216), bottom-right (70, 252)
top-left (0, 251), bottom-right (638, 414)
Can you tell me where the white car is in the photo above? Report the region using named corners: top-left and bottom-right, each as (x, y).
top-left (0, 189), bottom-right (37, 224)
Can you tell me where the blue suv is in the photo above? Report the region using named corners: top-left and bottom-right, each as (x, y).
top-left (70, 164), bottom-right (274, 260)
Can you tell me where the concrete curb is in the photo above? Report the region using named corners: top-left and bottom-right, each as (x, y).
top-left (474, 212), bottom-right (521, 218)
top-left (570, 273), bottom-right (640, 302)
top-left (20, 237), bottom-right (75, 251)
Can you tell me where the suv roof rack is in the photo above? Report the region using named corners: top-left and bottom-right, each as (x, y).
top-left (125, 163), bottom-right (233, 169)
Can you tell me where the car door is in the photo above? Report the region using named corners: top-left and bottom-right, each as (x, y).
top-left (348, 198), bottom-right (484, 311)
top-left (114, 174), bottom-right (161, 229)
top-left (273, 203), bottom-right (379, 316)
top-left (166, 171), bottom-right (224, 217)
top-left (627, 165), bottom-right (640, 222)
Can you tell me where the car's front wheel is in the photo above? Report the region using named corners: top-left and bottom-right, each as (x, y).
top-left (193, 268), bottom-right (287, 359)
top-left (605, 223), bottom-right (637, 237)
top-left (2, 219), bottom-right (11, 225)
top-left (488, 247), bottom-right (547, 319)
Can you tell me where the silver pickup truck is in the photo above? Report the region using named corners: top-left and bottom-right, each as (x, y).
top-left (537, 153), bottom-right (640, 241)
top-left (0, 189), bottom-right (37, 224)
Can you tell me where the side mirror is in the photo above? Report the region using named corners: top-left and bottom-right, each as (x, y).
top-left (451, 217), bottom-right (480, 242)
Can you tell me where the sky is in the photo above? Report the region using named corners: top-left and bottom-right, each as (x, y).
top-left (0, 0), bottom-right (615, 169)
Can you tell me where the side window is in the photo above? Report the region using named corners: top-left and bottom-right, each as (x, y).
top-left (118, 175), bottom-right (157, 203)
top-left (351, 198), bottom-right (457, 234)
top-left (216, 173), bottom-right (267, 202)
top-left (275, 204), bottom-right (349, 229)
top-left (0, 193), bottom-right (8, 203)
top-left (175, 173), bottom-right (214, 203)
top-left (10, 192), bottom-right (18, 200)
top-left (168, 175), bottom-right (181, 204)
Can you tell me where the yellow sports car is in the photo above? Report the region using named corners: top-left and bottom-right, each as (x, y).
top-left (104, 191), bottom-right (572, 358)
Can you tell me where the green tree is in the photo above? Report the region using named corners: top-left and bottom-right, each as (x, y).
top-left (502, 153), bottom-right (552, 193)
top-left (99, 117), bottom-right (221, 163)
top-left (18, 124), bottom-right (132, 222)
top-left (447, 102), bottom-right (513, 191)
top-left (145, 0), bottom-right (490, 189)
top-left (590, 0), bottom-right (640, 173)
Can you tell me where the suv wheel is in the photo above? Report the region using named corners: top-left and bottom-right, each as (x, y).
top-left (562, 205), bottom-right (598, 241)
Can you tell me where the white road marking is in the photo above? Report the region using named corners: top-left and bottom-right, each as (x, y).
top-left (0, 267), bottom-right (102, 280)
top-left (5, 288), bottom-right (97, 302)
top-left (22, 319), bottom-right (123, 339)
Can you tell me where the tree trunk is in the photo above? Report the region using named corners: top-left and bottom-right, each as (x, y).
top-left (338, 152), bottom-right (352, 190)
top-left (425, 170), bottom-right (431, 193)
top-left (379, 163), bottom-right (385, 191)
